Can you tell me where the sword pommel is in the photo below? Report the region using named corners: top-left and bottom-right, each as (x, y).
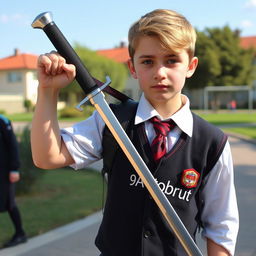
top-left (31, 12), bottom-right (53, 29)
top-left (31, 12), bottom-right (99, 95)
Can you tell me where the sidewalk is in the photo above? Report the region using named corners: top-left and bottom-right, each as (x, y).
top-left (0, 211), bottom-right (102, 256)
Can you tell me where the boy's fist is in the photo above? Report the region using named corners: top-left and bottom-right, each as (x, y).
top-left (37, 51), bottom-right (76, 90)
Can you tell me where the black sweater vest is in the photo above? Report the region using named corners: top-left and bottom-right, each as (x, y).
top-left (96, 104), bottom-right (227, 256)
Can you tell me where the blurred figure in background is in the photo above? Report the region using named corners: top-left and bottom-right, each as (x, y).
top-left (0, 115), bottom-right (27, 248)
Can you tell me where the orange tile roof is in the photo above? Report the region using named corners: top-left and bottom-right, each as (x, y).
top-left (0, 52), bottom-right (38, 70)
top-left (240, 36), bottom-right (256, 49)
top-left (97, 47), bottom-right (130, 64)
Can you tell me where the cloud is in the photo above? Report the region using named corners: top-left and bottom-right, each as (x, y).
top-left (241, 20), bottom-right (254, 28)
top-left (0, 13), bottom-right (28, 25)
top-left (245, 0), bottom-right (256, 8)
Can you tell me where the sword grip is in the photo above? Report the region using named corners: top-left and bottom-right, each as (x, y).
top-left (44, 22), bottom-right (97, 94)
top-left (33, 13), bottom-right (97, 94)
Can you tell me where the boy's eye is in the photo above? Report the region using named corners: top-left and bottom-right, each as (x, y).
top-left (142, 59), bottom-right (153, 65)
top-left (167, 59), bottom-right (177, 64)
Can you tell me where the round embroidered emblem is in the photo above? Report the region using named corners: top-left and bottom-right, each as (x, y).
top-left (181, 169), bottom-right (200, 188)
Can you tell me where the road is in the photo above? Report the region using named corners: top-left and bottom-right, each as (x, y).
top-left (230, 137), bottom-right (256, 256)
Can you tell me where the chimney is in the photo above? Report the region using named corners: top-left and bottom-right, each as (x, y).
top-left (120, 41), bottom-right (126, 48)
top-left (14, 48), bottom-right (20, 56)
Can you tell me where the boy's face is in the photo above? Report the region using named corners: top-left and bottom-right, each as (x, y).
top-left (128, 36), bottom-right (198, 111)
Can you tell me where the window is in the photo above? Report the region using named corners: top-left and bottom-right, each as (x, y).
top-left (7, 72), bottom-right (22, 83)
top-left (32, 71), bottom-right (38, 80)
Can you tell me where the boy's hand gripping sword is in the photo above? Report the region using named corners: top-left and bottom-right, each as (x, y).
top-left (32, 12), bottom-right (202, 256)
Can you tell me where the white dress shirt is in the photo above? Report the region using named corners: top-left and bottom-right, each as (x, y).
top-left (61, 93), bottom-right (239, 255)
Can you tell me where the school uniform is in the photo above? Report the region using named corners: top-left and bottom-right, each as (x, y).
top-left (61, 94), bottom-right (239, 255)
top-left (0, 115), bottom-right (20, 212)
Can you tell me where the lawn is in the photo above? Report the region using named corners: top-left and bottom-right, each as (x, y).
top-left (196, 111), bottom-right (256, 139)
top-left (6, 112), bottom-right (86, 123)
top-left (7, 110), bottom-right (256, 139)
top-left (196, 110), bottom-right (256, 125)
top-left (222, 127), bottom-right (256, 140)
top-left (0, 168), bottom-right (104, 246)
top-left (8, 109), bottom-right (256, 123)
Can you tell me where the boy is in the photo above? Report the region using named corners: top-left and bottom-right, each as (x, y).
top-left (31, 9), bottom-right (239, 256)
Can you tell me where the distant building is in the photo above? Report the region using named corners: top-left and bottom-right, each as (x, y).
top-left (240, 36), bottom-right (256, 50)
top-left (97, 45), bottom-right (142, 101)
top-left (1, 36), bottom-right (255, 113)
top-left (0, 49), bottom-right (38, 113)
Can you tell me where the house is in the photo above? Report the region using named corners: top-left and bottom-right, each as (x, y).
top-left (240, 36), bottom-right (256, 50)
top-left (0, 49), bottom-right (38, 113)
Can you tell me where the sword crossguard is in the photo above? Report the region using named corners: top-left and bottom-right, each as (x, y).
top-left (75, 76), bottom-right (111, 111)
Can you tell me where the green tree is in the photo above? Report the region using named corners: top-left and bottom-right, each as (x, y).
top-left (187, 26), bottom-right (256, 89)
top-left (60, 44), bottom-right (128, 106)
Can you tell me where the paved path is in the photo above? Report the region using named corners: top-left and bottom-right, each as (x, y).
top-left (1, 136), bottom-right (255, 256)
top-left (230, 137), bottom-right (256, 256)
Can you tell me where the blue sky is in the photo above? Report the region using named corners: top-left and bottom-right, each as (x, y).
top-left (1, 0), bottom-right (256, 58)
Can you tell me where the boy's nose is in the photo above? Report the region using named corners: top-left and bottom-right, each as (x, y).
top-left (154, 66), bottom-right (167, 80)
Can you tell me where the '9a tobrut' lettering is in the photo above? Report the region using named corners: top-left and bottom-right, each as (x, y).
top-left (129, 174), bottom-right (192, 202)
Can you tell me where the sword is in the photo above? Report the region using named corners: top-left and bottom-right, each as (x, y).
top-left (31, 12), bottom-right (203, 256)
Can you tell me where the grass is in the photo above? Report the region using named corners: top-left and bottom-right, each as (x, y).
top-left (0, 168), bottom-right (104, 246)
top-left (6, 110), bottom-right (256, 139)
top-left (6, 112), bottom-right (86, 123)
top-left (222, 127), bottom-right (256, 140)
top-left (6, 112), bottom-right (34, 122)
top-left (195, 110), bottom-right (256, 125)
top-left (196, 111), bottom-right (256, 139)
top-left (7, 109), bottom-right (256, 123)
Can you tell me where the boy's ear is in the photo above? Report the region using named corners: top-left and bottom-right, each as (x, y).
top-left (186, 57), bottom-right (198, 78)
top-left (127, 59), bottom-right (137, 79)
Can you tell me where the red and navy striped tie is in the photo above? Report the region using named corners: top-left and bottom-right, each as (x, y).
top-left (150, 117), bottom-right (176, 162)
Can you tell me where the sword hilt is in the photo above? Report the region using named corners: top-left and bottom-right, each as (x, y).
top-left (31, 12), bottom-right (98, 95)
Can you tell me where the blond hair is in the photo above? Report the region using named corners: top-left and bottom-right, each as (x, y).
top-left (128, 9), bottom-right (197, 60)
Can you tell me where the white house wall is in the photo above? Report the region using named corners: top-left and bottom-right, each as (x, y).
top-left (0, 70), bottom-right (24, 95)
top-left (25, 70), bottom-right (38, 104)
top-left (0, 69), bottom-right (28, 113)
top-left (0, 95), bottom-right (24, 113)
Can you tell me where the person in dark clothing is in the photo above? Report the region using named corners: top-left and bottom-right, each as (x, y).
top-left (0, 115), bottom-right (27, 248)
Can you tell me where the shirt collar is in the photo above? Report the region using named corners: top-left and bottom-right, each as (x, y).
top-left (135, 93), bottom-right (193, 137)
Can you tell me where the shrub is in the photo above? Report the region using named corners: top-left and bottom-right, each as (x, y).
top-left (59, 105), bottom-right (94, 119)
top-left (23, 99), bottom-right (33, 112)
top-left (16, 126), bottom-right (44, 195)
top-left (59, 107), bottom-right (85, 118)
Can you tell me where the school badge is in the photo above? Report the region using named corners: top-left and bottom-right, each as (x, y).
top-left (181, 169), bottom-right (200, 188)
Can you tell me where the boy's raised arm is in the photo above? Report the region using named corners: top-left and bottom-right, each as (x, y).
top-left (31, 52), bottom-right (76, 169)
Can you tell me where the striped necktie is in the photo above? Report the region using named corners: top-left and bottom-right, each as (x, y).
top-left (150, 117), bottom-right (176, 162)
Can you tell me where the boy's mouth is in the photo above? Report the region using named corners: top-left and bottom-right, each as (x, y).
top-left (152, 84), bottom-right (169, 89)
